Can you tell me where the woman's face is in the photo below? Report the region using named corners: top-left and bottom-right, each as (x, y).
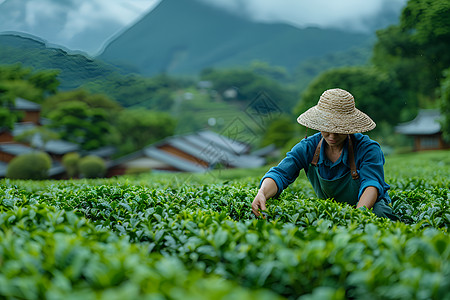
top-left (321, 132), bottom-right (348, 148)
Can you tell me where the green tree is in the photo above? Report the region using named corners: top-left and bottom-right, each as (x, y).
top-left (47, 101), bottom-right (118, 150)
top-left (261, 115), bottom-right (300, 148)
top-left (6, 151), bottom-right (52, 180)
top-left (0, 64), bottom-right (59, 129)
top-left (14, 127), bottom-right (60, 150)
top-left (372, 0), bottom-right (450, 104)
top-left (200, 68), bottom-right (297, 110)
top-left (82, 73), bottom-right (180, 110)
top-left (295, 67), bottom-right (405, 128)
top-left (0, 84), bottom-right (20, 129)
top-left (115, 109), bottom-right (176, 154)
top-left (0, 64), bottom-right (59, 102)
top-left (440, 68), bottom-right (450, 142)
top-left (42, 89), bottom-right (122, 116)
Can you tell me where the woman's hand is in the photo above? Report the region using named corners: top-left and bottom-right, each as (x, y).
top-left (251, 178), bottom-right (277, 218)
top-left (251, 191), bottom-right (267, 218)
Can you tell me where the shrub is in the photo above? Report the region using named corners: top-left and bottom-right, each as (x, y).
top-left (6, 151), bottom-right (52, 180)
top-left (78, 155), bottom-right (106, 178)
top-left (62, 152), bottom-right (80, 178)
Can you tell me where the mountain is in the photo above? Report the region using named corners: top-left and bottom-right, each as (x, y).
top-left (0, 33), bottom-right (125, 90)
top-left (98, 0), bottom-right (375, 76)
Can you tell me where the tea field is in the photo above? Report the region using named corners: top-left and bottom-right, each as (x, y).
top-left (0, 150), bottom-right (449, 299)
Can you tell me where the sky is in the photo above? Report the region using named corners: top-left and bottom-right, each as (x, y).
top-left (0, 0), bottom-right (407, 56)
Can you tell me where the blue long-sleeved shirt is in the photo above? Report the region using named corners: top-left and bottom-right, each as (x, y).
top-left (261, 132), bottom-right (391, 202)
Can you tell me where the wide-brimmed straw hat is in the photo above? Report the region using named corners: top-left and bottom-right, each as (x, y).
top-left (297, 88), bottom-right (376, 134)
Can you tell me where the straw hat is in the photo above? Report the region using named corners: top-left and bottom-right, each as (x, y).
top-left (297, 88), bottom-right (376, 134)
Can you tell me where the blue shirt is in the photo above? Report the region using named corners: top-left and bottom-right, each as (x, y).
top-left (261, 132), bottom-right (391, 202)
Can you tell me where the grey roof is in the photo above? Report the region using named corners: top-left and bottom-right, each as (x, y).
top-left (12, 122), bottom-right (37, 136)
top-left (87, 146), bottom-right (116, 158)
top-left (0, 143), bottom-right (34, 156)
top-left (13, 98), bottom-right (41, 111)
top-left (395, 109), bottom-right (442, 135)
top-left (0, 161), bottom-right (7, 177)
top-left (147, 130), bottom-right (266, 170)
top-left (48, 161), bottom-right (65, 177)
top-left (197, 130), bottom-right (249, 154)
top-left (167, 137), bottom-right (222, 165)
top-left (144, 147), bottom-right (207, 173)
top-left (31, 135), bottom-right (80, 155)
top-left (251, 144), bottom-right (278, 157)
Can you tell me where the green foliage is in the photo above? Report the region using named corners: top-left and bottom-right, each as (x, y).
top-left (5, 151), bottom-right (51, 180)
top-left (261, 115), bottom-right (300, 148)
top-left (78, 155), bottom-right (106, 179)
top-left (41, 89), bottom-right (122, 116)
top-left (440, 68), bottom-right (450, 142)
top-left (82, 73), bottom-right (180, 110)
top-left (295, 67), bottom-right (404, 128)
top-left (115, 109), bottom-right (176, 154)
top-left (0, 150), bottom-right (449, 299)
top-left (0, 64), bottom-right (59, 102)
top-left (46, 100), bottom-right (118, 150)
top-left (62, 152), bottom-right (80, 178)
top-left (372, 0), bottom-right (450, 104)
top-left (293, 46), bottom-right (372, 91)
top-left (201, 67), bottom-right (297, 110)
top-left (0, 64), bottom-right (58, 129)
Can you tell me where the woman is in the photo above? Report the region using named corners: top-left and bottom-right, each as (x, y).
top-left (251, 88), bottom-right (398, 221)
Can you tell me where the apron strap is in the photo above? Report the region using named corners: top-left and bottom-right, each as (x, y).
top-left (348, 135), bottom-right (359, 180)
top-left (310, 136), bottom-right (359, 180)
top-left (311, 138), bottom-right (323, 166)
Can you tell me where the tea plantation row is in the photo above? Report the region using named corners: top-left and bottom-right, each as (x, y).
top-left (0, 150), bottom-right (449, 299)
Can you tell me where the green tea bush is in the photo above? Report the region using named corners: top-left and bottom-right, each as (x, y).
top-left (5, 151), bottom-right (51, 180)
top-left (0, 150), bottom-right (449, 299)
top-left (78, 155), bottom-right (106, 178)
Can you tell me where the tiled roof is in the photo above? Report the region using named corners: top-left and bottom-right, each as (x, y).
top-left (13, 98), bottom-right (41, 111)
top-left (144, 147), bottom-right (207, 173)
top-left (0, 143), bottom-right (34, 156)
top-left (395, 109), bottom-right (442, 135)
top-left (0, 161), bottom-right (7, 177)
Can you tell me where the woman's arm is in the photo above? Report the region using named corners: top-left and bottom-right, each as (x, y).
top-left (357, 186), bottom-right (378, 209)
top-left (251, 178), bottom-right (278, 217)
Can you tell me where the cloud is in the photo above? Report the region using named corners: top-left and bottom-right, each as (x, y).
top-left (199, 0), bottom-right (407, 32)
top-left (0, 0), bottom-right (406, 54)
top-left (0, 0), bottom-right (159, 53)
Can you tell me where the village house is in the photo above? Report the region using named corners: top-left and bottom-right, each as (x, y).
top-left (1, 98), bottom-right (268, 178)
top-left (395, 109), bottom-right (449, 151)
top-left (107, 130), bottom-right (267, 176)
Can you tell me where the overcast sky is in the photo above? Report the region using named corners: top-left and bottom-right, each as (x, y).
top-left (0, 0), bottom-right (407, 55)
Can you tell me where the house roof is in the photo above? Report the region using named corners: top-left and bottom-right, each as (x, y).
top-left (0, 143), bottom-right (34, 156)
top-left (13, 98), bottom-right (41, 111)
top-left (0, 161), bottom-right (7, 177)
top-left (87, 146), bottom-right (116, 158)
top-left (144, 147), bottom-right (207, 173)
top-left (109, 129), bottom-right (266, 173)
top-left (395, 109), bottom-right (442, 135)
top-left (12, 122), bottom-right (37, 136)
top-left (160, 131), bottom-right (263, 168)
top-left (197, 130), bottom-right (249, 154)
top-left (31, 134), bottom-right (80, 155)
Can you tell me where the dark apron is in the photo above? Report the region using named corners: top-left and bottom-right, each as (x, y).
top-left (305, 136), bottom-right (399, 221)
top-left (306, 137), bottom-right (360, 206)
